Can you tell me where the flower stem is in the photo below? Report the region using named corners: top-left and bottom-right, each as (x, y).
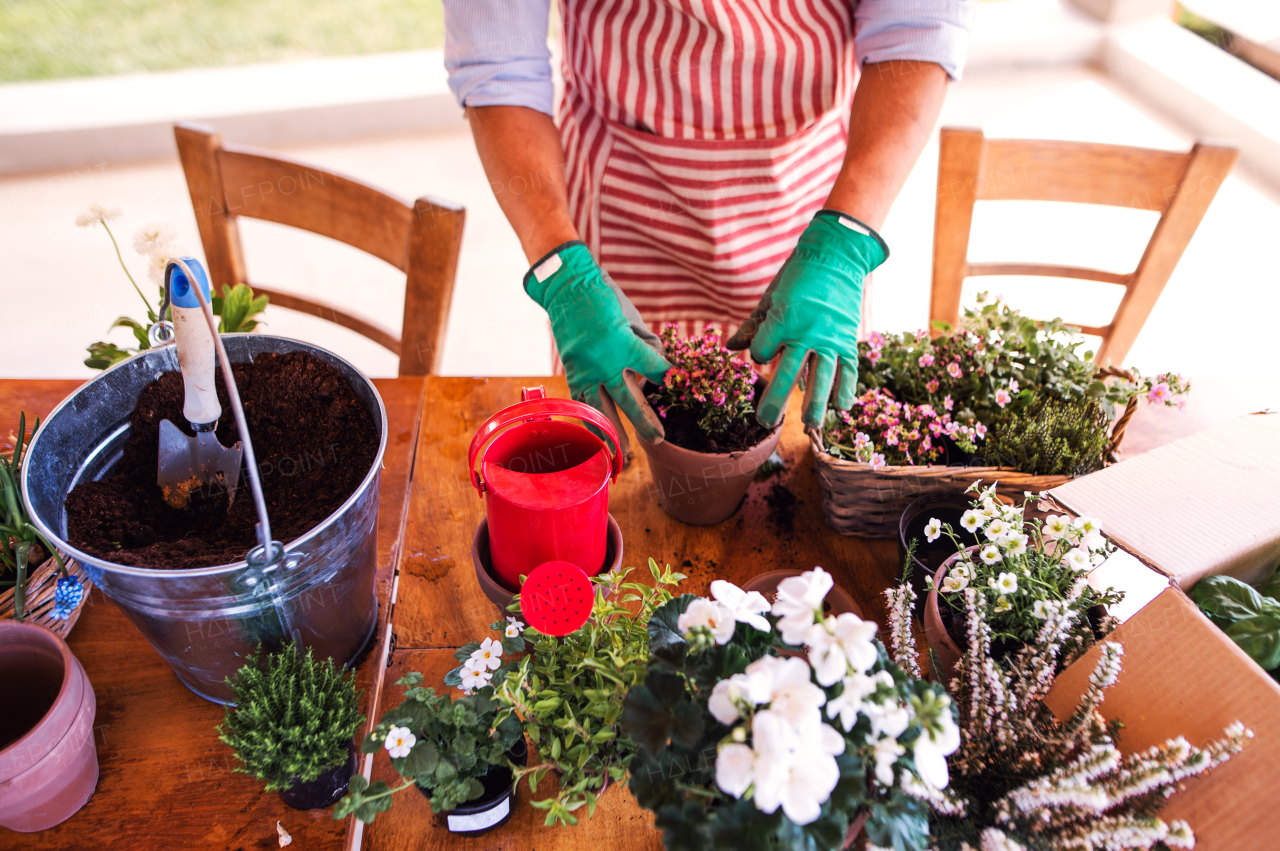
top-left (14, 540), bottom-right (29, 622)
top-left (101, 221), bottom-right (154, 314)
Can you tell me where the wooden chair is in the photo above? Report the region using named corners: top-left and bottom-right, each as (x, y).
top-left (174, 123), bottom-right (465, 376)
top-left (930, 128), bottom-right (1238, 365)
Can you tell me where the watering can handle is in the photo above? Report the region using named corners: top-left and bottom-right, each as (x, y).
top-left (468, 391), bottom-right (624, 495)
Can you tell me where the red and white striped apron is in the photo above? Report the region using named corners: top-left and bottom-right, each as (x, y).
top-left (557, 0), bottom-right (859, 337)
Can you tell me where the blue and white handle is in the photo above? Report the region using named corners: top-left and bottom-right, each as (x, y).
top-left (167, 257), bottom-right (222, 427)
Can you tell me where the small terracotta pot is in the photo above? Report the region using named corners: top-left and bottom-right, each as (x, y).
top-left (472, 515), bottom-right (624, 614)
top-left (0, 621), bottom-right (99, 832)
top-left (277, 742), bottom-right (358, 810)
top-left (923, 560), bottom-right (966, 689)
top-left (741, 570), bottom-right (864, 620)
top-left (638, 425), bottom-right (783, 525)
top-left (428, 738), bottom-right (528, 836)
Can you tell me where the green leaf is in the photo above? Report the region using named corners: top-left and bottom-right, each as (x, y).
top-left (1225, 615), bottom-right (1280, 670)
top-left (1193, 575), bottom-right (1269, 627)
top-left (84, 340), bottom-right (134, 370)
top-left (397, 738), bottom-right (440, 780)
top-left (864, 793), bottom-right (931, 851)
top-left (1260, 571), bottom-right (1280, 602)
top-left (619, 670), bottom-right (703, 756)
top-left (648, 594), bottom-right (698, 668)
top-left (212, 283), bottom-right (269, 333)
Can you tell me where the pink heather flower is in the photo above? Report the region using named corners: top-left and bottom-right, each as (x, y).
top-left (868, 349), bottom-right (882, 366)
top-left (868, 331), bottom-right (887, 350)
top-left (995, 389), bottom-right (1011, 408)
top-left (947, 363), bottom-right (963, 379)
top-left (1009, 379), bottom-right (1019, 394)
top-left (870, 453), bottom-right (887, 471)
top-left (918, 353), bottom-right (936, 367)
top-left (943, 395), bottom-right (953, 411)
top-left (975, 422), bottom-right (987, 438)
top-left (1148, 382), bottom-right (1171, 404)
top-left (926, 379), bottom-right (940, 393)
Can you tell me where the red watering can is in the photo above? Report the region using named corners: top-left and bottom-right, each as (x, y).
top-left (469, 387), bottom-right (622, 591)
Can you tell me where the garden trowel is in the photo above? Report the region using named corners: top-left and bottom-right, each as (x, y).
top-left (156, 261), bottom-right (243, 510)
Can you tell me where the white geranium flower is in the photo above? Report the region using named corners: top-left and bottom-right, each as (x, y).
top-left (1004, 533), bottom-right (1029, 557)
top-left (75, 203), bottom-right (123, 228)
top-left (864, 698), bottom-right (912, 739)
top-left (708, 675), bottom-right (751, 725)
top-left (924, 518), bottom-right (942, 543)
top-left (870, 734), bottom-right (906, 786)
top-left (132, 222), bottom-right (178, 257)
top-left (772, 567), bottom-right (834, 645)
top-left (748, 656), bottom-right (826, 730)
top-left (825, 671), bottom-right (881, 731)
top-left (993, 572), bottom-right (1019, 594)
top-left (1065, 547), bottom-right (1091, 572)
top-left (993, 595), bottom-right (1012, 613)
top-left (985, 519), bottom-right (1009, 541)
top-left (470, 637), bottom-right (504, 670)
top-left (806, 612), bottom-right (879, 685)
top-left (751, 710), bottom-right (844, 826)
top-left (941, 573), bottom-right (969, 593)
top-left (1042, 515), bottom-right (1071, 541)
top-left (678, 597), bottom-right (737, 644)
top-left (710, 580), bottom-right (772, 632)
top-left (460, 659), bottom-right (492, 691)
top-left (505, 617), bottom-right (525, 637)
top-left (913, 708), bottom-right (961, 789)
top-left (979, 545), bottom-right (1002, 565)
top-left (384, 725), bottom-right (416, 759)
top-left (1073, 515), bottom-right (1104, 547)
top-left (960, 510), bottom-right (983, 533)
top-left (1032, 599), bottom-right (1050, 620)
top-left (715, 743), bottom-right (756, 798)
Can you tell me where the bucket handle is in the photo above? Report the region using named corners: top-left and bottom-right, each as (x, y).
top-left (468, 387), bottom-right (623, 495)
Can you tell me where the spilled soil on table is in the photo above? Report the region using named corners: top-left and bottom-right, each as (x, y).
top-left (64, 351), bottom-right (377, 569)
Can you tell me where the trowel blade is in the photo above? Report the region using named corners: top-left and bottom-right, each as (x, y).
top-left (157, 418), bottom-right (244, 510)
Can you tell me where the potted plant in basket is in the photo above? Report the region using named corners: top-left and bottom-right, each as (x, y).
top-left (335, 671), bottom-right (526, 835)
top-left (917, 482), bottom-right (1123, 684)
top-left (620, 568), bottom-right (960, 851)
top-left (883, 563), bottom-right (1252, 850)
top-left (219, 641), bottom-right (364, 809)
top-left (1, 413), bottom-right (88, 635)
top-left (811, 295), bottom-right (1189, 537)
top-left (639, 324), bottom-right (784, 525)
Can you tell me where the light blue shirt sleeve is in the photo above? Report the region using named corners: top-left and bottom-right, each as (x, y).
top-left (442, 0), bottom-right (555, 116)
top-left (854, 0), bottom-right (980, 81)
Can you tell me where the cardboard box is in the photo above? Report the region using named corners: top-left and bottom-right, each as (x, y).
top-left (1046, 587), bottom-right (1280, 851)
top-left (1051, 412), bottom-right (1280, 589)
top-left (1042, 413), bottom-right (1280, 851)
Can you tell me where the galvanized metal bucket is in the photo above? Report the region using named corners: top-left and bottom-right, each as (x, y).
top-left (21, 335), bottom-right (386, 704)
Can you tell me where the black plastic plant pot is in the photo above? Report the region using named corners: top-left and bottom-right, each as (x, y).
top-left (424, 738), bottom-right (529, 836)
top-left (278, 743), bottom-right (359, 810)
top-left (898, 493), bottom-right (981, 616)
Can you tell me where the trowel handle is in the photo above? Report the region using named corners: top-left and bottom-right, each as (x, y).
top-left (169, 263), bottom-right (222, 427)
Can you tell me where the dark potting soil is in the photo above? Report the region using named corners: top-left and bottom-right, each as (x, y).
top-left (64, 351), bottom-right (377, 570)
top-left (646, 379), bottom-right (772, 453)
top-left (765, 480), bottom-right (798, 535)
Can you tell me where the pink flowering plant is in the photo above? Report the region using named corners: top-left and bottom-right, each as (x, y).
top-left (824, 388), bottom-right (984, 469)
top-left (650, 324), bottom-right (759, 437)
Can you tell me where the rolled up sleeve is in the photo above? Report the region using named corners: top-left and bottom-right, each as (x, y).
top-left (854, 0), bottom-right (980, 82)
top-left (442, 0), bottom-right (555, 116)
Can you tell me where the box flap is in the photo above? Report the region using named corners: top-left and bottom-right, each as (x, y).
top-left (1046, 587), bottom-right (1280, 851)
top-left (1051, 413), bottom-right (1280, 588)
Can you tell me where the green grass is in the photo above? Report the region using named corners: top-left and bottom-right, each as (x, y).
top-left (1, 0), bottom-right (444, 83)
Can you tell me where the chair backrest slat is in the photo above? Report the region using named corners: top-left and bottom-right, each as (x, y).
top-left (930, 128), bottom-right (1237, 365)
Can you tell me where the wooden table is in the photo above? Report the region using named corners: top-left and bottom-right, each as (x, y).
top-left (0, 376), bottom-right (425, 851)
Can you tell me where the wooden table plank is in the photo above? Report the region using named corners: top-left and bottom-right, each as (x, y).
top-left (0, 375), bottom-right (424, 851)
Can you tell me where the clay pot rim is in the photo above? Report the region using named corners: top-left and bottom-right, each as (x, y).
top-left (0, 621), bottom-right (76, 775)
top-left (742, 569), bottom-right (866, 621)
top-left (638, 418), bottom-right (783, 461)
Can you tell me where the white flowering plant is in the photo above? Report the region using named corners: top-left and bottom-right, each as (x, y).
top-left (334, 667), bottom-right (523, 823)
top-left (926, 483), bottom-right (1123, 656)
top-left (884, 569), bottom-right (1251, 851)
top-left (620, 568), bottom-right (959, 851)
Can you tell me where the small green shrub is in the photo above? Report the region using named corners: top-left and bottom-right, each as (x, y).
top-left (982, 396), bottom-right (1112, 477)
top-left (219, 642), bottom-right (364, 791)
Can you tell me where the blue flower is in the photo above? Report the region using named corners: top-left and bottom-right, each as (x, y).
top-left (52, 575), bottom-right (84, 620)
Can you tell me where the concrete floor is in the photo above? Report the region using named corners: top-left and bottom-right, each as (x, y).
top-left (2, 64), bottom-right (1277, 425)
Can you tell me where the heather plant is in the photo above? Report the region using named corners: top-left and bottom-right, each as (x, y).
top-left (219, 642), bottom-right (364, 792)
top-left (621, 570), bottom-right (958, 851)
top-left (650, 324), bottom-right (758, 437)
top-left (982, 396), bottom-right (1114, 477)
top-left (823, 388), bottom-right (985, 468)
top-left (885, 573), bottom-right (1251, 851)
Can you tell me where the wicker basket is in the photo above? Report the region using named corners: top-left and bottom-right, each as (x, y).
top-left (0, 554), bottom-right (93, 639)
top-left (811, 369), bottom-right (1141, 538)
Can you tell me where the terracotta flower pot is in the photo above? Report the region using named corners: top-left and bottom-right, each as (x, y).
top-left (923, 560), bottom-right (966, 689)
top-left (428, 738), bottom-right (528, 836)
top-left (472, 515), bottom-right (623, 614)
top-left (741, 569), bottom-right (864, 621)
top-left (638, 425), bottom-right (783, 525)
top-left (277, 742), bottom-right (358, 810)
top-left (0, 621), bottom-right (98, 832)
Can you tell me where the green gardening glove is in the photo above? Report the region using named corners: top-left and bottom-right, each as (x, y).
top-left (727, 210), bottom-right (888, 429)
top-left (524, 241), bottom-right (671, 443)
